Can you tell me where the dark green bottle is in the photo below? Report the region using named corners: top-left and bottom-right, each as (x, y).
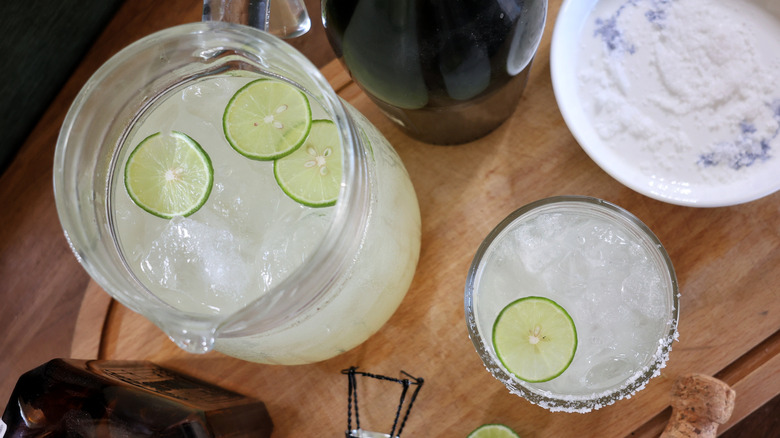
top-left (1, 359), bottom-right (273, 437)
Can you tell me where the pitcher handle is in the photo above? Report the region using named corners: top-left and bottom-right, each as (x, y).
top-left (202, 0), bottom-right (311, 39)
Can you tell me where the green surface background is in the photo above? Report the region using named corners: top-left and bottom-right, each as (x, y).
top-left (0, 0), bottom-right (124, 175)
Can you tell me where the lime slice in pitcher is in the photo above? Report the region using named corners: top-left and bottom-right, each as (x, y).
top-left (467, 424), bottom-right (521, 438)
top-left (223, 78), bottom-right (312, 160)
top-left (492, 296), bottom-right (577, 383)
top-left (124, 131), bottom-right (213, 219)
top-left (274, 119), bottom-right (342, 207)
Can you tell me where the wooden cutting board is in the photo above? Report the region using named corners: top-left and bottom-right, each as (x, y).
top-left (71, 6), bottom-right (780, 435)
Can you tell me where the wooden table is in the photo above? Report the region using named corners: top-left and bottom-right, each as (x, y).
top-left (1, 0), bottom-right (778, 436)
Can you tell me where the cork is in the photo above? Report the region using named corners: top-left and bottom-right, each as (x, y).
top-left (660, 374), bottom-right (736, 438)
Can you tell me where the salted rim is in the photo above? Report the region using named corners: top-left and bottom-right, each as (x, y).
top-left (464, 196), bottom-right (680, 413)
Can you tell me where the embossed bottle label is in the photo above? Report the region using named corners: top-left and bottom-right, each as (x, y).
top-left (91, 362), bottom-right (245, 406)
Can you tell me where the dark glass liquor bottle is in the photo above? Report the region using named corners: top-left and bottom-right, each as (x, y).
top-left (322, 0), bottom-right (544, 145)
top-left (1, 359), bottom-right (273, 437)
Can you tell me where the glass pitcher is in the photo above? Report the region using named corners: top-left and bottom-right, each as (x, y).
top-left (322, 0), bottom-right (548, 145)
top-left (53, 6), bottom-right (421, 365)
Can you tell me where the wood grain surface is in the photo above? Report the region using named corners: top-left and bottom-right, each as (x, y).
top-left (1, 0), bottom-right (778, 436)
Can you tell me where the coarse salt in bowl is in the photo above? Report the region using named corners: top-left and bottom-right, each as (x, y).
top-left (551, 0), bottom-right (780, 207)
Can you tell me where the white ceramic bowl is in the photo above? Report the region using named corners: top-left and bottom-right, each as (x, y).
top-left (551, 0), bottom-right (780, 207)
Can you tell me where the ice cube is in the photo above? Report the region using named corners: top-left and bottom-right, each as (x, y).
top-left (140, 216), bottom-right (253, 314)
top-left (583, 353), bottom-right (635, 390)
top-left (181, 77), bottom-right (234, 120)
top-left (576, 220), bottom-right (634, 269)
top-left (507, 223), bottom-right (565, 273)
top-left (256, 209), bottom-right (333, 292)
top-left (540, 250), bottom-right (589, 298)
top-left (206, 158), bottom-right (283, 237)
top-left (621, 264), bottom-right (666, 319)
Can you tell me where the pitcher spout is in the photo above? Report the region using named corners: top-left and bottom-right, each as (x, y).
top-left (163, 321), bottom-right (218, 354)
